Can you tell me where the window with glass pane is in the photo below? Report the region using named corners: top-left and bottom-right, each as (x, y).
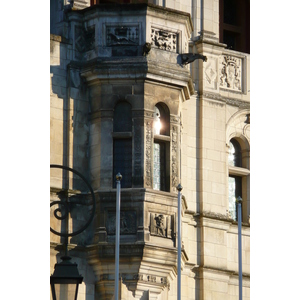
top-left (154, 106), bottom-right (161, 135)
top-left (153, 103), bottom-right (170, 192)
top-left (154, 103), bottom-right (170, 136)
top-left (228, 139), bottom-right (242, 167)
top-left (228, 176), bottom-right (242, 221)
top-left (113, 139), bottom-right (132, 188)
top-left (219, 0), bottom-right (250, 53)
top-left (153, 142), bottom-right (166, 191)
top-left (113, 102), bottom-right (132, 188)
top-left (114, 102), bottom-right (132, 132)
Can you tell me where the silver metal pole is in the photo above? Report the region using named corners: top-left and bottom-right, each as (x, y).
top-left (237, 196), bottom-right (242, 300)
top-left (115, 173), bottom-right (122, 300)
top-left (177, 184), bottom-right (183, 300)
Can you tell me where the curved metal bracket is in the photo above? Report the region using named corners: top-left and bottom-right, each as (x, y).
top-left (50, 164), bottom-right (96, 238)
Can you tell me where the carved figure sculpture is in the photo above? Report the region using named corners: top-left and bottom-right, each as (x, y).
top-left (155, 214), bottom-right (165, 236)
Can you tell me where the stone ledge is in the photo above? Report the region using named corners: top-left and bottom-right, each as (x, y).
top-left (198, 211), bottom-right (250, 227)
top-left (201, 92), bottom-right (250, 108)
top-left (50, 34), bottom-right (71, 44)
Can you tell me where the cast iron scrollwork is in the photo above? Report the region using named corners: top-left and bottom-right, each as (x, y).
top-left (50, 164), bottom-right (96, 238)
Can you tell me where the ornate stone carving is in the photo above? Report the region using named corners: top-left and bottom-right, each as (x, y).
top-left (219, 55), bottom-right (242, 91)
top-left (106, 211), bottom-right (137, 235)
top-left (149, 213), bottom-right (174, 239)
top-left (106, 25), bottom-right (139, 46)
top-left (171, 126), bottom-right (178, 190)
top-left (145, 120), bottom-right (152, 187)
top-left (151, 28), bottom-right (177, 52)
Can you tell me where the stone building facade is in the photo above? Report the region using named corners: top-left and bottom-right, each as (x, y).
top-left (50, 0), bottom-right (250, 299)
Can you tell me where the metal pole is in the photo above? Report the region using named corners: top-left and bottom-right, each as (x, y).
top-left (237, 196), bottom-right (242, 300)
top-left (115, 173), bottom-right (122, 300)
top-left (177, 184), bottom-right (183, 300)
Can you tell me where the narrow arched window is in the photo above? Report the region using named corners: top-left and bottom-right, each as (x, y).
top-left (228, 137), bottom-right (250, 221)
top-left (113, 102), bottom-right (132, 188)
top-left (228, 139), bottom-right (242, 167)
top-left (153, 103), bottom-right (170, 192)
top-left (153, 103), bottom-right (170, 136)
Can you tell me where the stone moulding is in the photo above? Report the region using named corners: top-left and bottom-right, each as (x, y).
top-left (197, 211), bottom-right (250, 227)
top-left (80, 58), bottom-right (194, 100)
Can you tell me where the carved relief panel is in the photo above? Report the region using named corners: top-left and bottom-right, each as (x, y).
top-left (106, 24), bottom-right (140, 46)
top-left (75, 25), bottom-right (95, 57)
top-left (151, 28), bottom-right (178, 52)
top-left (219, 55), bottom-right (242, 91)
top-left (106, 210), bottom-right (137, 235)
top-left (149, 213), bottom-right (174, 240)
top-left (204, 56), bottom-right (218, 90)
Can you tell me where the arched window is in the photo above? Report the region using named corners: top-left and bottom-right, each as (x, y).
top-left (228, 139), bottom-right (242, 167)
top-left (153, 103), bottom-right (170, 192)
top-left (228, 138), bottom-right (250, 221)
top-left (113, 102), bottom-right (132, 188)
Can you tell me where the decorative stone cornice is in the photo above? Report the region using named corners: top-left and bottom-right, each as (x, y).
top-left (196, 211), bottom-right (250, 227)
top-left (79, 57), bottom-right (194, 100)
top-left (201, 91), bottom-right (250, 109)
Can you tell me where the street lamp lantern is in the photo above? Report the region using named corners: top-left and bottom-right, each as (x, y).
top-left (50, 256), bottom-right (83, 300)
top-left (50, 165), bottom-right (96, 300)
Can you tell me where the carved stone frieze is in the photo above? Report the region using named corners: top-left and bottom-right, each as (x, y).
top-left (106, 211), bottom-right (137, 235)
top-left (131, 273), bottom-right (170, 289)
top-left (106, 25), bottom-right (139, 46)
top-left (149, 213), bottom-right (174, 240)
top-left (151, 28), bottom-right (177, 52)
top-left (220, 55), bottom-right (242, 91)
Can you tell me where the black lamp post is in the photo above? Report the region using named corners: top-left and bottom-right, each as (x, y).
top-left (50, 165), bottom-right (95, 300)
